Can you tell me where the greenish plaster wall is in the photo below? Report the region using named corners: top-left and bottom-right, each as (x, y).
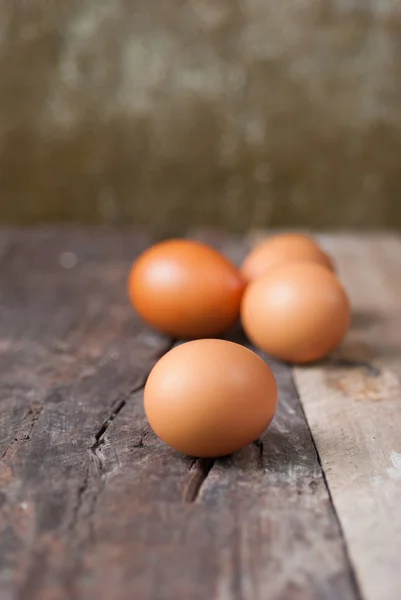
top-left (0, 1), bottom-right (400, 232)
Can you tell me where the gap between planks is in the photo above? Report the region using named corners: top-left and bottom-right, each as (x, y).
top-left (297, 389), bottom-right (364, 600)
top-left (248, 230), bottom-right (401, 600)
top-left (182, 458), bottom-right (215, 503)
top-left (294, 234), bottom-right (401, 600)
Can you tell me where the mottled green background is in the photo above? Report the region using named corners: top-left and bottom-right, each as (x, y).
top-left (0, 0), bottom-right (400, 233)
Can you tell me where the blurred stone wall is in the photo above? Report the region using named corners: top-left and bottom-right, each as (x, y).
top-left (0, 0), bottom-right (400, 233)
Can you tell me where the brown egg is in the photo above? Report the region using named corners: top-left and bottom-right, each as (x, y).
top-left (241, 263), bottom-right (350, 364)
top-left (144, 339), bottom-right (278, 457)
top-left (128, 239), bottom-right (246, 338)
top-left (241, 233), bottom-right (335, 281)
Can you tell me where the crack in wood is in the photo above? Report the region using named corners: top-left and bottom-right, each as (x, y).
top-left (182, 458), bottom-right (215, 503)
top-left (68, 466), bottom-right (90, 532)
top-left (132, 429), bottom-right (149, 449)
top-left (90, 341), bottom-right (176, 460)
top-left (90, 443), bottom-right (105, 475)
top-left (89, 383), bottom-right (147, 464)
top-left (253, 439), bottom-right (264, 471)
top-left (85, 472), bottom-right (106, 547)
top-left (93, 399), bottom-right (127, 446)
top-left (0, 402), bottom-right (44, 460)
top-left (23, 404), bottom-right (44, 439)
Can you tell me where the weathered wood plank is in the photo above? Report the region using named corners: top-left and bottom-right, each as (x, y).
top-left (69, 230), bottom-right (360, 600)
top-left (294, 234), bottom-right (401, 600)
top-left (197, 346), bottom-right (359, 600)
top-left (0, 228), bottom-right (173, 600)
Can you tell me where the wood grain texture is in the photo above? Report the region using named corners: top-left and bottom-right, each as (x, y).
top-left (0, 227), bottom-right (360, 600)
top-left (72, 337), bottom-right (359, 600)
top-left (181, 230), bottom-right (359, 599)
top-left (0, 228), bottom-right (172, 600)
top-left (197, 350), bottom-right (359, 600)
top-left (293, 234), bottom-right (401, 600)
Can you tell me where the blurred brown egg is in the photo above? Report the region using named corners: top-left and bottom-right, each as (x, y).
top-left (129, 239), bottom-right (246, 338)
top-left (241, 233), bottom-right (335, 281)
top-left (144, 339), bottom-right (278, 457)
top-left (241, 263), bottom-right (350, 364)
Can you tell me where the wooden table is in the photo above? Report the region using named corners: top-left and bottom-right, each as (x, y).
top-left (0, 227), bottom-right (400, 600)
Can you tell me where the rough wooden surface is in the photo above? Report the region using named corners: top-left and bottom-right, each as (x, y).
top-left (0, 228), bottom-right (173, 600)
top-left (0, 227), bottom-right (362, 600)
top-left (294, 234), bottom-right (401, 600)
top-left (1, 2), bottom-right (401, 231)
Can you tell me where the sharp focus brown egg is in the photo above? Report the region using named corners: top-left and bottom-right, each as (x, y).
top-left (241, 233), bottom-right (335, 281)
top-left (128, 239), bottom-right (246, 338)
top-left (144, 339), bottom-right (278, 457)
top-left (241, 263), bottom-right (350, 364)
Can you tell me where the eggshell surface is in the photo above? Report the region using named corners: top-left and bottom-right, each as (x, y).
top-left (129, 239), bottom-right (245, 338)
top-left (241, 263), bottom-right (350, 364)
top-left (241, 233), bottom-right (334, 281)
top-left (144, 339), bottom-right (278, 457)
